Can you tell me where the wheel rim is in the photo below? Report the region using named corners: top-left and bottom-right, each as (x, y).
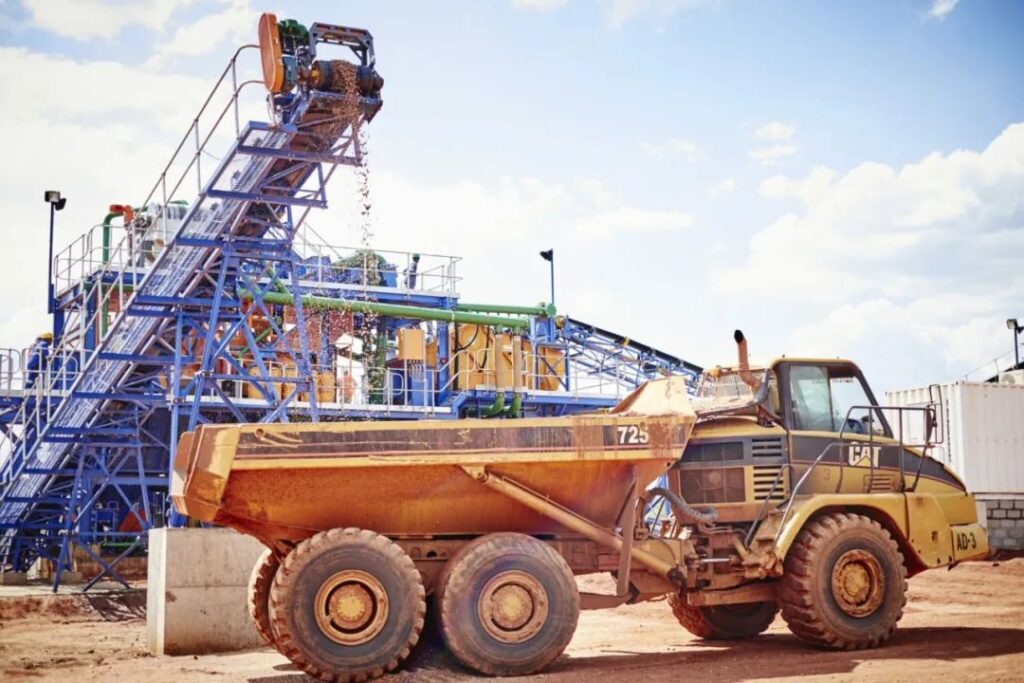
top-left (830, 549), bottom-right (885, 618)
top-left (477, 570), bottom-right (549, 644)
top-left (314, 569), bottom-right (389, 645)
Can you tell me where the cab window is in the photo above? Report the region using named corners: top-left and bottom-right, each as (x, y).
top-left (790, 366), bottom-right (834, 431)
top-left (789, 364), bottom-right (882, 435)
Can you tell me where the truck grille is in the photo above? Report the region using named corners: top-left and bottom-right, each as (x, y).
top-left (683, 441), bottom-right (744, 463)
top-left (866, 472), bottom-right (898, 493)
top-left (752, 465), bottom-right (788, 501)
top-left (751, 436), bottom-right (785, 459)
top-left (680, 467), bottom-right (746, 504)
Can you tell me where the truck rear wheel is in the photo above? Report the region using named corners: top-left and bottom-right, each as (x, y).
top-left (780, 512), bottom-right (907, 650)
top-left (248, 548), bottom-right (280, 649)
top-left (269, 528), bottom-right (426, 682)
top-left (436, 533), bottom-right (579, 676)
top-left (669, 596), bottom-right (778, 639)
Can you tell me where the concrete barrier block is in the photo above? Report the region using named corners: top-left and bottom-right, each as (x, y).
top-left (148, 527), bottom-right (267, 655)
top-left (0, 571), bottom-right (28, 585)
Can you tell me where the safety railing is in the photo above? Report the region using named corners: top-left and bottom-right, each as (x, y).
top-left (171, 343), bottom-right (628, 417)
top-left (757, 395), bottom-right (944, 549)
top-left (182, 359), bottom-right (444, 416)
top-left (0, 348), bottom-right (24, 394)
top-left (292, 225), bottom-right (462, 296)
top-left (53, 45), bottom-right (265, 301)
top-left (0, 46), bottom-right (270, 491)
top-left (0, 346), bottom-right (86, 477)
top-left (52, 211), bottom-right (184, 297)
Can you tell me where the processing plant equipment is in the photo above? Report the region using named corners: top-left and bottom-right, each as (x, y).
top-left (0, 13), bottom-right (700, 589)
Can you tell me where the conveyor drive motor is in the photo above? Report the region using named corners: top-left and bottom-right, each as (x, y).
top-left (258, 13), bottom-right (384, 111)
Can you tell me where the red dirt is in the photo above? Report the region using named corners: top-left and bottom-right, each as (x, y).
top-left (1, 560), bottom-right (1022, 682)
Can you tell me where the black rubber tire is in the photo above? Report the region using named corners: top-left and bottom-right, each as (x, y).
top-left (668, 596), bottom-right (778, 639)
top-left (780, 512), bottom-right (907, 650)
top-left (436, 533), bottom-right (579, 677)
top-left (269, 528), bottom-right (426, 682)
top-left (248, 548), bottom-right (280, 649)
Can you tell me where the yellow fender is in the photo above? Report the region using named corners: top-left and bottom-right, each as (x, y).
top-left (772, 492), bottom-right (990, 573)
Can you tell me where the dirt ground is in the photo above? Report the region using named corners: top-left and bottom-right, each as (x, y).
top-left (2, 558), bottom-right (1023, 683)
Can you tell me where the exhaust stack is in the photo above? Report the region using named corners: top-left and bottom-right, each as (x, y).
top-left (734, 329), bottom-right (761, 391)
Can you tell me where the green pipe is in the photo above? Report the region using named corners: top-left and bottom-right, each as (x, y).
top-left (234, 325), bottom-right (275, 362)
top-left (100, 210), bottom-right (126, 337)
top-left (455, 302), bottom-right (555, 318)
top-left (478, 392), bottom-right (505, 418)
top-left (244, 290), bottom-right (531, 331)
top-left (102, 212), bottom-right (121, 266)
top-left (504, 392), bottom-right (522, 418)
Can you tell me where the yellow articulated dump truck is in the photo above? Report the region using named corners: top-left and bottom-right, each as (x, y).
top-left (172, 331), bottom-right (989, 682)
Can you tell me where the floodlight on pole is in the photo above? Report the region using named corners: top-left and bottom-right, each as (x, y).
top-left (1008, 318), bottom-right (1022, 367)
top-left (539, 249), bottom-right (554, 308)
top-left (45, 191), bottom-right (66, 315)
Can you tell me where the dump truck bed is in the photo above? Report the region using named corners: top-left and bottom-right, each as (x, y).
top-left (172, 378), bottom-right (696, 544)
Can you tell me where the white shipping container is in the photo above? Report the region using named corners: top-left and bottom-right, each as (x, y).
top-left (885, 382), bottom-right (1024, 495)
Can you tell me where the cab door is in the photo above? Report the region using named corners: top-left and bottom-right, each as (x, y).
top-left (778, 362), bottom-right (904, 495)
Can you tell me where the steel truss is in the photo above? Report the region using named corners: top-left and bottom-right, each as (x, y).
top-left (0, 41), bottom-right (375, 585)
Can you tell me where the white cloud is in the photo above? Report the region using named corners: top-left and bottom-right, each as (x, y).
top-left (758, 166), bottom-right (836, 201)
top-left (707, 178), bottom-right (735, 198)
top-left (927, 0), bottom-right (960, 20)
top-left (601, 0), bottom-right (715, 28)
top-left (0, 47), bottom-right (208, 129)
top-left (21, 0), bottom-right (198, 40)
top-left (511, 0), bottom-right (569, 10)
top-left (749, 144), bottom-right (799, 166)
top-left (754, 121), bottom-right (796, 142)
top-left (749, 121), bottom-right (798, 166)
top-left (574, 206), bottom-right (693, 237)
top-left (715, 122), bottom-right (1024, 387)
top-left (640, 137), bottom-right (699, 161)
top-left (146, 0), bottom-right (258, 68)
top-left (314, 171), bottom-right (694, 317)
top-left (344, 173), bottom-right (692, 244)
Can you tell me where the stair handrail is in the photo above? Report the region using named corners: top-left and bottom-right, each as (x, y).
top-left (0, 47), bottom-right (265, 491)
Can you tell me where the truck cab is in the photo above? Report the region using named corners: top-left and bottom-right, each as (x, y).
top-left (658, 333), bottom-right (989, 647)
top-left (676, 345), bottom-right (987, 568)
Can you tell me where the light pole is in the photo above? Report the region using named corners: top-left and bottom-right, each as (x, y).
top-left (539, 249), bottom-right (554, 308)
top-left (1008, 318), bottom-right (1022, 367)
top-left (44, 191), bottom-right (67, 315)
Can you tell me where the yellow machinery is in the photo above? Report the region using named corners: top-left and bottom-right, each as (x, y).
top-left (172, 329), bottom-right (990, 682)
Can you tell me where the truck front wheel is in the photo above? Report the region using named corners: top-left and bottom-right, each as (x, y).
top-left (669, 597), bottom-right (778, 639)
top-left (437, 533), bottom-right (579, 676)
top-left (269, 528), bottom-right (426, 682)
top-left (248, 548), bottom-right (280, 650)
top-left (780, 512), bottom-right (907, 650)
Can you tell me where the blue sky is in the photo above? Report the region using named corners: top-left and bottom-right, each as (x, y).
top-left (0, 0), bottom-right (1022, 394)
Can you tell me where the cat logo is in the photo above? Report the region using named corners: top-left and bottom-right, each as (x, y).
top-left (847, 444), bottom-right (881, 468)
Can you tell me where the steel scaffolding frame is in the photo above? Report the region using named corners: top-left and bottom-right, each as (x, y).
top-left (0, 40), bottom-right (379, 585)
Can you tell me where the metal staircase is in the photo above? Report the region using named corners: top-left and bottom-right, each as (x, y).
top-left (0, 35), bottom-right (383, 582)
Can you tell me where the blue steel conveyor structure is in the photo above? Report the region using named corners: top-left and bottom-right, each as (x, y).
top-left (0, 13), bottom-right (700, 589)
